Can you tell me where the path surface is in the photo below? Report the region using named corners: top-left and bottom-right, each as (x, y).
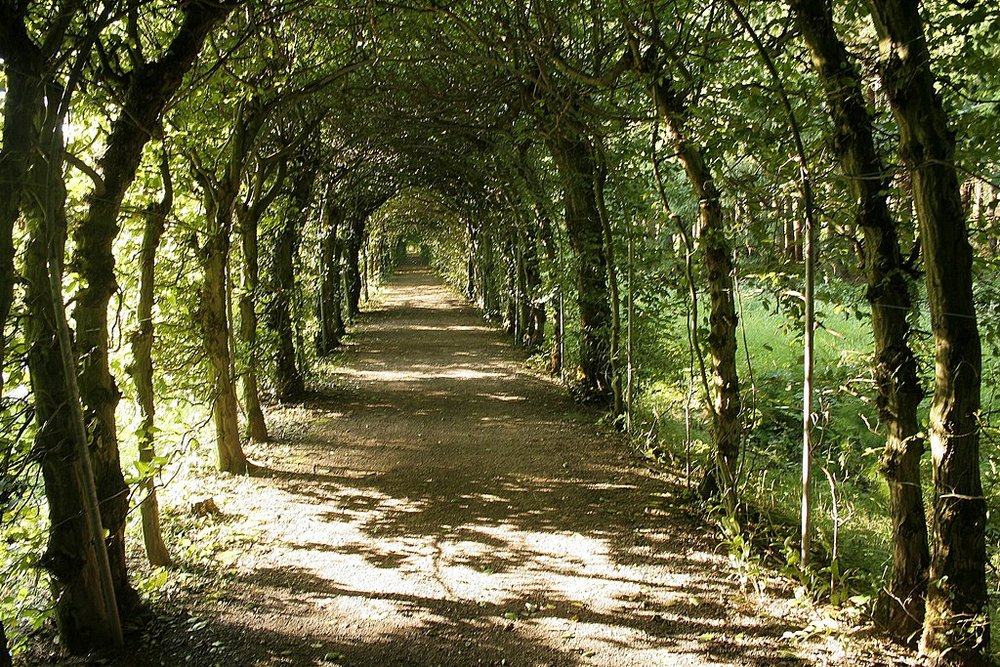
top-left (150, 264), bottom-right (896, 666)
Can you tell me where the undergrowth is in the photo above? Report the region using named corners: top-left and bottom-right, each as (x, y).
top-left (630, 277), bottom-right (1000, 653)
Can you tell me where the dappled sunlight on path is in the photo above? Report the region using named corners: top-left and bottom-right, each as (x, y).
top-left (192, 262), bottom-right (890, 666)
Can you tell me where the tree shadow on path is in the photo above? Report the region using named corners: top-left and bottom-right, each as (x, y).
top-left (107, 265), bottom-right (895, 667)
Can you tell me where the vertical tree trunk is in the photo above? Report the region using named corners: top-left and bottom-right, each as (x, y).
top-left (128, 150), bottom-right (172, 567)
top-left (269, 171), bottom-right (311, 401)
top-left (238, 206), bottom-right (269, 442)
top-left (791, 0), bottom-right (927, 640)
top-left (652, 76), bottom-right (740, 506)
top-left (0, 49), bottom-right (38, 387)
top-left (594, 142), bottom-right (623, 417)
top-left (0, 621), bottom-right (10, 667)
top-left (515, 143), bottom-right (560, 368)
top-left (24, 79), bottom-right (123, 654)
top-left (538, 208), bottom-right (562, 374)
top-left (545, 130), bottom-right (612, 402)
top-left (522, 223), bottom-right (545, 351)
top-left (192, 100), bottom-right (268, 475)
top-left (237, 160), bottom-right (285, 441)
top-left (200, 188), bottom-right (248, 474)
top-left (344, 216), bottom-right (366, 319)
top-left (362, 243), bottom-right (371, 303)
top-left (319, 199), bottom-right (344, 353)
top-left (332, 239), bottom-right (346, 338)
top-left (868, 2), bottom-right (988, 663)
top-left (505, 230), bottom-right (521, 339)
top-left (465, 219), bottom-right (478, 300)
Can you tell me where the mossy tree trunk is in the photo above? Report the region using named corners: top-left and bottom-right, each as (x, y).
top-left (237, 158), bottom-right (286, 441)
top-left (790, 0), bottom-right (927, 641)
top-left (545, 128), bottom-right (612, 403)
top-left (24, 76), bottom-right (123, 654)
top-left (0, 34), bottom-right (37, 385)
top-left (192, 103), bottom-right (266, 475)
top-left (318, 197), bottom-right (345, 353)
top-left (128, 149), bottom-right (173, 567)
top-left (269, 168), bottom-right (313, 401)
top-left (344, 215), bottom-right (366, 319)
top-left (520, 221), bottom-right (545, 351)
top-left (651, 73), bottom-right (740, 507)
top-left (0, 622), bottom-right (9, 667)
top-left (868, 1), bottom-right (989, 662)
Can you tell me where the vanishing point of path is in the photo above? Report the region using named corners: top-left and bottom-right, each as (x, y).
top-left (152, 264), bottom-right (900, 667)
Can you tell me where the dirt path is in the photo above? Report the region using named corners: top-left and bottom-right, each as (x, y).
top-left (123, 263), bottom-right (902, 667)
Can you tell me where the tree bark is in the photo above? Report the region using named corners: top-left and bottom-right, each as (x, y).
top-left (594, 141), bottom-right (623, 417)
top-left (790, 0), bottom-right (927, 640)
top-left (318, 196), bottom-right (346, 353)
top-left (344, 216), bottom-right (366, 319)
top-left (0, 621), bottom-right (9, 667)
top-left (199, 185), bottom-right (248, 474)
top-left (521, 222), bottom-right (545, 350)
top-left (24, 78), bottom-right (123, 654)
top-left (867, 1), bottom-right (988, 662)
top-left (71, 0), bottom-right (234, 610)
top-left (269, 170), bottom-right (311, 401)
top-left (128, 150), bottom-right (172, 567)
top-left (318, 204), bottom-right (345, 352)
top-left (192, 100), bottom-right (268, 474)
top-left (539, 213), bottom-right (561, 374)
top-left (237, 159), bottom-right (286, 441)
top-left (0, 38), bottom-right (38, 388)
top-left (652, 75), bottom-right (740, 506)
top-left (545, 130), bottom-right (612, 402)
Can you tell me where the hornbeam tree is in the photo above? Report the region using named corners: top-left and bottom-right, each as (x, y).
top-left (789, 0), bottom-right (928, 640)
top-left (868, 0), bottom-right (989, 662)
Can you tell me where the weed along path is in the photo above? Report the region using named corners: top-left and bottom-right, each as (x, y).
top-left (123, 264), bottom-right (903, 667)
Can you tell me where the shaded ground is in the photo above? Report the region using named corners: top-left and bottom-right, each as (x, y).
top-left (30, 261), bottom-right (913, 666)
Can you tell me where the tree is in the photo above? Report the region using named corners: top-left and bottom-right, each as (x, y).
top-left (128, 148), bottom-right (174, 567)
top-left (867, 0), bottom-right (989, 661)
top-left (71, 0), bottom-right (237, 609)
top-left (789, 0), bottom-right (927, 640)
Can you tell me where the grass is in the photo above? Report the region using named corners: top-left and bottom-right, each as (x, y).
top-left (631, 283), bottom-right (1000, 651)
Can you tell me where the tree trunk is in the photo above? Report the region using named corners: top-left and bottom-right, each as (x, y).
top-left (238, 207), bottom-right (269, 442)
top-left (128, 150), bottom-right (172, 567)
top-left (538, 208), bottom-right (562, 374)
top-left (237, 160), bottom-right (286, 441)
top-left (200, 187), bottom-right (248, 475)
top-left (465, 219), bottom-right (478, 300)
top-left (0, 44), bottom-right (38, 388)
top-left (344, 216), bottom-right (366, 319)
top-left (24, 79), bottom-right (123, 654)
top-left (319, 199), bottom-right (345, 353)
top-left (192, 100), bottom-right (268, 475)
top-left (505, 230), bottom-right (520, 339)
top-left (0, 621), bottom-right (10, 667)
top-left (515, 143), bottom-right (559, 367)
top-left (594, 141), bottom-right (623, 417)
top-left (868, 1), bottom-right (988, 662)
top-left (545, 130), bottom-right (612, 402)
top-left (269, 171), bottom-right (311, 401)
top-left (652, 76), bottom-right (740, 506)
top-left (70, 0), bottom-right (234, 610)
top-left (522, 223), bottom-right (545, 351)
top-left (791, 0), bottom-right (927, 640)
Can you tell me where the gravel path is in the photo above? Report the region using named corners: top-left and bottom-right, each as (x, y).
top-left (83, 262), bottom-right (906, 667)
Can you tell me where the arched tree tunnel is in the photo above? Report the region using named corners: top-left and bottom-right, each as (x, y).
top-left (1, 1), bottom-right (998, 665)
